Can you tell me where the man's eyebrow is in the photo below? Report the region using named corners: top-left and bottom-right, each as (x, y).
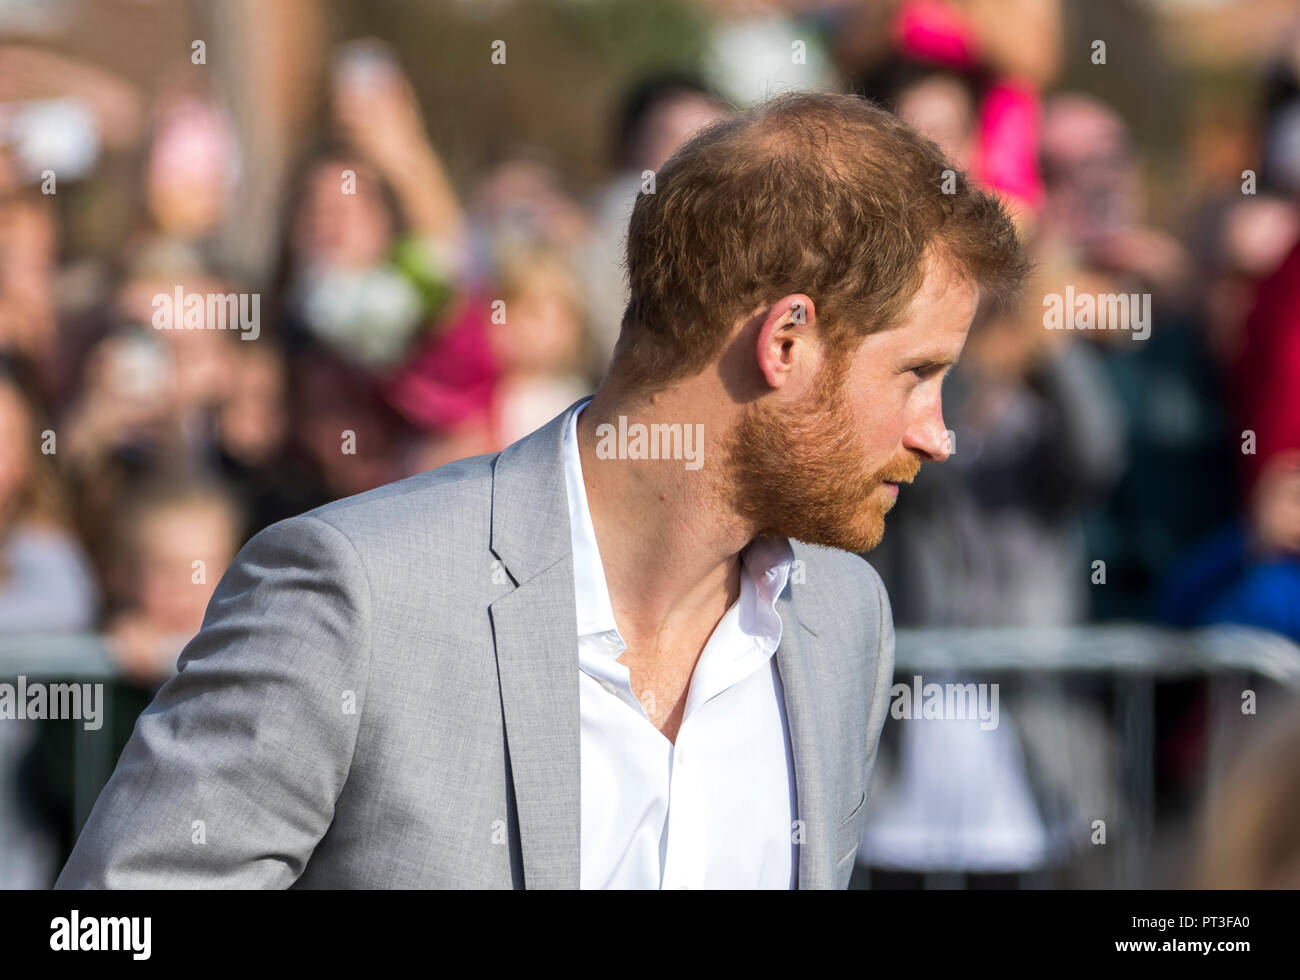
top-left (905, 352), bottom-right (959, 367)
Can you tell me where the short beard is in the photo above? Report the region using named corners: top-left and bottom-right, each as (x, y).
top-left (724, 357), bottom-right (919, 553)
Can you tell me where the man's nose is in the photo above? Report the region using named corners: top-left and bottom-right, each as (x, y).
top-left (903, 402), bottom-right (951, 463)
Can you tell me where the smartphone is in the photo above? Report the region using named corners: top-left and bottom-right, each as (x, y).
top-left (109, 329), bottom-right (172, 401)
top-left (332, 40), bottom-right (400, 95)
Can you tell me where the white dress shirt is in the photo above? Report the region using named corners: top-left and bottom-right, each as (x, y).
top-left (565, 400), bottom-right (799, 889)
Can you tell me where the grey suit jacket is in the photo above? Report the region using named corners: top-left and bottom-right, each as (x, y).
top-left (57, 399), bottom-right (895, 889)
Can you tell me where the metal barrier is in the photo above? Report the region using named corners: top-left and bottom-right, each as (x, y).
top-left (0, 633), bottom-right (121, 839)
top-left (880, 624), bottom-right (1300, 888)
top-left (3, 624), bottom-right (1299, 887)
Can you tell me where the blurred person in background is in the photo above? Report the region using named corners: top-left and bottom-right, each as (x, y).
top-left (272, 40), bottom-right (501, 485)
top-left (126, 77), bottom-right (240, 276)
top-left (1033, 94), bottom-right (1236, 623)
top-left (274, 39), bottom-right (465, 368)
top-left (1158, 450), bottom-right (1300, 644)
top-left (882, 59), bottom-right (978, 171)
top-left (383, 287), bottom-right (499, 476)
top-left (1035, 80), bottom-right (1297, 828)
top-left (842, 0), bottom-right (1063, 221)
top-left (283, 345), bottom-right (411, 504)
top-left (275, 146), bottom-right (451, 370)
top-left (488, 240), bottom-right (592, 447)
top-left (330, 40), bottom-right (466, 269)
top-left (60, 258), bottom-right (242, 553)
top-left (1161, 173), bottom-right (1300, 645)
top-left (0, 47), bottom-right (142, 399)
top-left (103, 476), bottom-right (243, 690)
top-left (1229, 44), bottom-right (1300, 525)
top-left (272, 139), bottom-right (488, 494)
top-left (1190, 192), bottom-right (1299, 370)
top-left (0, 166), bottom-right (59, 390)
top-left (469, 151), bottom-right (591, 281)
top-left (577, 72), bottom-right (730, 371)
top-left (214, 335), bottom-right (322, 542)
top-left (273, 140), bottom-right (496, 485)
top-left (1158, 45), bottom-right (1300, 643)
top-left (0, 356), bottom-right (96, 634)
top-left (1038, 95), bottom-right (1191, 302)
top-left (0, 358), bottom-right (96, 890)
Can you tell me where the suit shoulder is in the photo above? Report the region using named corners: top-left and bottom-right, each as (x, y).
top-left (293, 452), bottom-right (498, 539)
top-left (788, 541), bottom-right (892, 647)
top-left (790, 540), bottom-right (886, 594)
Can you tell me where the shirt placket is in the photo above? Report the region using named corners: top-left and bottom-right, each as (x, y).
top-left (660, 726), bottom-right (707, 889)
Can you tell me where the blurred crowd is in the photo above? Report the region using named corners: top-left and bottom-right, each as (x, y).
top-left (1, 0), bottom-right (1299, 888)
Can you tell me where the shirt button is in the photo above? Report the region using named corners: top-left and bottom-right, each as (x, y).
top-left (676, 746), bottom-right (687, 765)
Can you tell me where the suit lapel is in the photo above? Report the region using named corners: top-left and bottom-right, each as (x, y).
top-left (488, 400), bottom-right (589, 889)
top-left (775, 585), bottom-right (834, 889)
top-left (489, 560), bottom-right (580, 888)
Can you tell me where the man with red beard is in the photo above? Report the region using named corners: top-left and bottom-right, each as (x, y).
top-left (59, 92), bottom-right (1026, 890)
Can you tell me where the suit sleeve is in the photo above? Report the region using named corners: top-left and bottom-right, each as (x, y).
top-left (56, 513), bottom-right (373, 889)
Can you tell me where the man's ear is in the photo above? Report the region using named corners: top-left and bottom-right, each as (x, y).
top-left (756, 294), bottom-right (816, 390)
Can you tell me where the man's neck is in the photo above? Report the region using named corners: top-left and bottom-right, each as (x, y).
top-left (576, 384), bottom-right (752, 659)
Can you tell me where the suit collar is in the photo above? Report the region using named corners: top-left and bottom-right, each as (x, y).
top-left (489, 398), bottom-right (589, 586)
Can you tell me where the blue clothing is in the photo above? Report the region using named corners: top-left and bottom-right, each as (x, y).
top-left (1158, 521), bottom-right (1300, 642)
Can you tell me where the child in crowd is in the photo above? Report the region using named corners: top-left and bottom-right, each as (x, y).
top-left (105, 478), bottom-right (243, 689)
